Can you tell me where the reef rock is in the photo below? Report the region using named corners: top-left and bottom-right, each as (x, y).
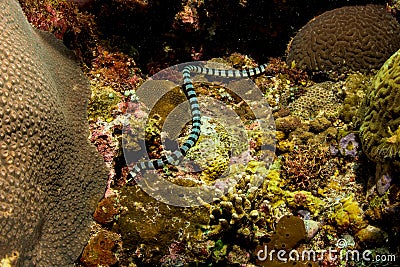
top-left (0, 1), bottom-right (107, 266)
top-left (286, 5), bottom-right (400, 73)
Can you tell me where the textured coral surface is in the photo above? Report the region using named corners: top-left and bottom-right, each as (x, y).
top-left (287, 5), bottom-right (400, 73)
top-left (288, 81), bottom-right (341, 118)
top-left (359, 48), bottom-right (400, 163)
top-left (0, 1), bottom-right (107, 266)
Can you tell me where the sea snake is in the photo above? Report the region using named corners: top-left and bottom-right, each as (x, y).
top-left (129, 63), bottom-right (268, 180)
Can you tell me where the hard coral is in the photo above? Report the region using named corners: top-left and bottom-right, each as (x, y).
top-left (287, 5), bottom-right (400, 73)
top-left (288, 81), bottom-right (341, 119)
top-left (281, 145), bottom-right (334, 191)
top-left (359, 48), bottom-right (400, 163)
top-left (0, 1), bottom-right (107, 266)
top-left (358, 48), bottom-right (400, 195)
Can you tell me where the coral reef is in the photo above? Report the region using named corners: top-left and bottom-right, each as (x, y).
top-left (105, 55), bottom-right (393, 265)
top-left (14, 0), bottom-right (400, 264)
top-left (288, 81), bottom-right (342, 119)
top-left (286, 5), bottom-right (400, 73)
top-left (0, 1), bottom-right (107, 266)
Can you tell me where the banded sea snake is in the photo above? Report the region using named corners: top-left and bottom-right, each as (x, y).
top-left (129, 63), bottom-right (269, 180)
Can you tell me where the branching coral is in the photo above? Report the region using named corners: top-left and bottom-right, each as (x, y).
top-left (281, 145), bottom-right (335, 191)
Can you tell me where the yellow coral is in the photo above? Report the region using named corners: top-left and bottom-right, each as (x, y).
top-left (1, 251), bottom-right (19, 267)
top-left (276, 139), bottom-right (295, 152)
top-left (262, 168), bottom-right (325, 216)
top-left (330, 195), bottom-right (367, 230)
top-left (185, 117), bottom-right (231, 184)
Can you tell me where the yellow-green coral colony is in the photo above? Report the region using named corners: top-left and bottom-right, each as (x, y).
top-left (359, 49), bottom-right (400, 166)
top-left (359, 50), bottom-right (400, 161)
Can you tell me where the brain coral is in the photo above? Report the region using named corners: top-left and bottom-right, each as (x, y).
top-left (286, 5), bottom-right (400, 73)
top-left (0, 1), bottom-right (107, 266)
top-left (359, 48), bottom-right (400, 164)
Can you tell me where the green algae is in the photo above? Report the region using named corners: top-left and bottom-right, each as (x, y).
top-left (212, 239), bottom-right (228, 262)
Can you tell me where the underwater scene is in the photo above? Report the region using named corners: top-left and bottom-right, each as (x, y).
top-left (1, 0), bottom-right (400, 266)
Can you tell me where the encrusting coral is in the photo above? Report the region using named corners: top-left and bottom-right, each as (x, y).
top-left (0, 1), bottom-right (107, 266)
top-left (286, 5), bottom-right (400, 73)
